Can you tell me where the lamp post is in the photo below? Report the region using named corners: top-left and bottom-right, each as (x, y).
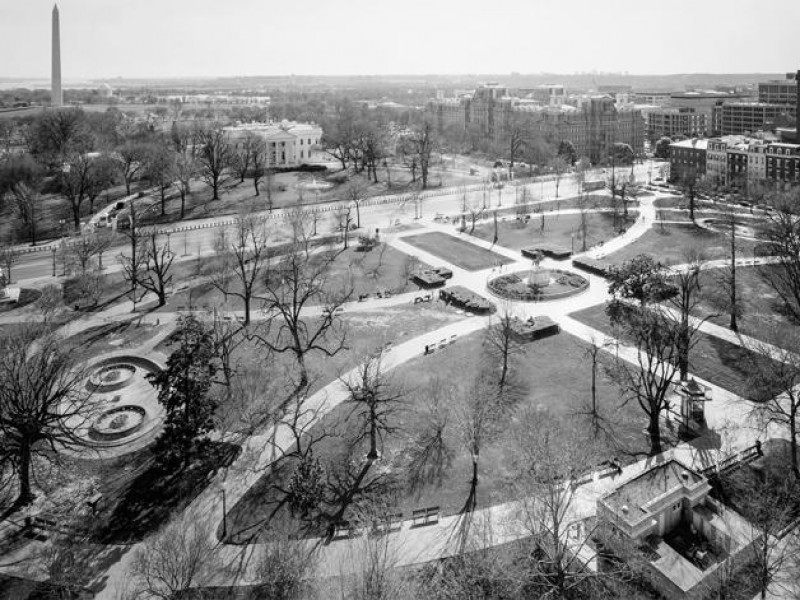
top-left (51, 246), bottom-right (57, 277)
top-left (58, 219), bottom-right (65, 238)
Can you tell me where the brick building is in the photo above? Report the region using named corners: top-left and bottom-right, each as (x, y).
top-left (427, 84), bottom-right (645, 164)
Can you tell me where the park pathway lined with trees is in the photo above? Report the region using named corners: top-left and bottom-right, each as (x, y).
top-left (75, 190), bottom-right (796, 598)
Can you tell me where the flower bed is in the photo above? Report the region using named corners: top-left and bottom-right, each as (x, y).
top-left (487, 269), bottom-right (589, 302)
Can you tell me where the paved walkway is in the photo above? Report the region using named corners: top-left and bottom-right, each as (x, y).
top-left (1, 186), bottom-right (793, 598)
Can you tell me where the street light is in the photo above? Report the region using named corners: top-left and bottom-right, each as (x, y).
top-left (58, 219), bottom-right (65, 238)
top-left (51, 246), bottom-right (57, 277)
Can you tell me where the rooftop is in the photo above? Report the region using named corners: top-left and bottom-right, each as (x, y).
top-left (602, 460), bottom-right (704, 524)
top-left (670, 138), bottom-right (708, 150)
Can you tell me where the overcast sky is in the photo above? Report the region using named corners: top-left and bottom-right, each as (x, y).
top-left (1, 0), bottom-right (798, 79)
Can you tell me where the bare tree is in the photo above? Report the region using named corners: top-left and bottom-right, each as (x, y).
top-left (402, 120), bottom-right (437, 190)
top-left (403, 378), bottom-right (454, 493)
top-left (144, 142), bottom-right (177, 215)
top-left (120, 231), bottom-right (174, 307)
top-left (668, 245), bottom-right (709, 380)
top-left (174, 153), bottom-right (197, 219)
top-left (759, 192), bottom-right (800, 323)
top-left (195, 126), bottom-right (233, 201)
top-left (0, 325), bottom-right (92, 505)
top-left (231, 132), bottom-right (256, 183)
top-left (606, 302), bottom-right (682, 455)
top-left (549, 155), bottom-right (570, 199)
top-left (58, 152), bottom-right (92, 228)
top-left (11, 181), bottom-right (44, 246)
top-left (483, 304), bottom-right (523, 390)
top-left (211, 212), bottom-right (271, 324)
top-left (334, 204), bottom-right (356, 249)
top-left (346, 180), bottom-right (368, 228)
top-left (250, 522), bottom-right (317, 600)
top-left (453, 367), bottom-right (507, 549)
top-left (341, 351), bottom-right (404, 462)
top-left (746, 325), bottom-right (800, 478)
top-left (508, 409), bottom-right (628, 598)
top-left (253, 215), bottom-right (351, 396)
top-left (115, 140), bottom-right (148, 196)
top-left (129, 514), bottom-right (220, 600)
top-left (249, 136), bottom-right (268, 197)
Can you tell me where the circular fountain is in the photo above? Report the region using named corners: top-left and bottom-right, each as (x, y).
top-left (295, 176), bottom-right (333, 193)
top-left (488, 261), bottom-right (589, 302)
top-left (64, 356), bottom-right (166, 458)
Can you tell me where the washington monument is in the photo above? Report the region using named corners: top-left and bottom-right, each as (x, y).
top-left (51, 4), bottom-right (62, 107)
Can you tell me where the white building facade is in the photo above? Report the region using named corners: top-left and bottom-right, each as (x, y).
top-left (223, 120), bottom-right (323, 167)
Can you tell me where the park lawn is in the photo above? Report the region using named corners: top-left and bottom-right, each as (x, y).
top-left (568, 303), bottom-right (777, 399)
top-left (220, 302), bottom-right (468, 399)
top-left (403, 231), bottom-right (514, 271)
top-left (65, 318), bottom-right (162, 361)
top-left (156, 243), bottom-right (431, 313)
top-left (471, 210), bottom-right (637, 254)
top-left (227, 329), bottom-right (662, 542)
top-left (690, 265), bottom-right (800, 347)
top-left (603, 224), bottom-right (758, 267)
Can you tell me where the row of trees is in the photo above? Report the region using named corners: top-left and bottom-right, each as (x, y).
top-left (0, 107), bottom-right (284, 246)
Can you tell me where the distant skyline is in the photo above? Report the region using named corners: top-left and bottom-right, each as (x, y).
top-left (0, 0), bottom-right (798, 80)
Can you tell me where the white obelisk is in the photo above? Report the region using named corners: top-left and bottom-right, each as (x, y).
top-left (52, 4), bottom-right (62, 107)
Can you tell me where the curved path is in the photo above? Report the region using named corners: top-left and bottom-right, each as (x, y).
top-left (0, 186), bottom-right (789, 598)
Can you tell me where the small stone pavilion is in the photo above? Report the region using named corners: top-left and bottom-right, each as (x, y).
top-left (596, 459), bottom-right (757, 599)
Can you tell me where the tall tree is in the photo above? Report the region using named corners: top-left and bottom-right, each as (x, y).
top-left (606, 302), bottom-right (681, 456)
top-left (58, 152), bottom-right (92, 228)
top-left (115, 140), bottom-right (149, 195)
top-left (760, 191), bottom-right (800, 323)
top-left (0, 153), bottom-right (45, 245)
top-left (402, 120), bottom-right (437, 190)
top-left (0, 325), bottom-right (91, 505)
top-left (254, 215), bottom-right (351, 397)
top-left (211, 212), bottom-right (271, 325)
top-left (194, 126), bottom-right (233, 201)
top-left (145, 142), bottom-right (177, 215)
top-left (483, 305), bottom-right (523, 390)
top-left (174, 153), bottom-right (197, 219)
top-left (148, 316), bottom-right (218, 465)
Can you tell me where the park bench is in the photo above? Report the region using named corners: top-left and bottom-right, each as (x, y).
top-left (449, 334), bottom-right (457, 345)
top-left (372, 512), bottom-right (404, 535)
top-left (235, 315), bottom-right (245, 323)
top-left (177, 306), bottom-right (186, 312)
top-left (222, 315), bottom-right (233, 322)
top-left (411, 506), bottom-right (440, 528)
top-left (438, 339), bottom-right (447, 350)
top-left (332, 520), bottom-right (351, 539)
top-left (422, 294), bottom-right (432, 302)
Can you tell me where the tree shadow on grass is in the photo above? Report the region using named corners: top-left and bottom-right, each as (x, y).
top-left (92, 440), bottom-right (241, 544)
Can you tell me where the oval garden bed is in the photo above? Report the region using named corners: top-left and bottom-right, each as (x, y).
top-left (488, 269), bottom-right (589, 302)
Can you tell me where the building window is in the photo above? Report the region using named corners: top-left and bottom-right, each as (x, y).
top-left (300, 150), bottom-right (304, 159)
top-left (300, 139), bottom-right (304, 145)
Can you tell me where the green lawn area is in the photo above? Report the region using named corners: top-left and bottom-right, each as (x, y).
top-left (569, 303), bottom-right (778, 398)
top-left (156, 243), bottom-right (431, 313)
top-left (603, 224), bottom-right (758, 267)
top-left (227, 329), bottom-right (663, 541)
top-left (690, 265), bottom-right (800, 347)
top-left (403, 231), bottom-right (513, 271)
top-left (472, 210), bottom-right (637, 253)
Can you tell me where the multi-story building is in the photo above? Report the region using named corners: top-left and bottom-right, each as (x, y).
top-left (766, 143), bottom-right (800, 185)
top-left (670, 91), bottom-right (743, 133)
top-left (223, 120), bottom-right (323, 167)
top-left (427, 84), bottom-right (645, 164)
top-left (758, 74), bottom-right (797, 106)
top-left (647, 107), bottom-right (707, 142)
top-left (713, 102), bottom-right (791, 136)
top-left (706, 138), bottom-right (729, 186)
top-left (669, 138), bottom-right (707, 182)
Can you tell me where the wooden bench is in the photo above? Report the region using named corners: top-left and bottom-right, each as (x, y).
top-left (411, 506), bottom-right (440, 528)
top-left (449, 334), bottom-right (457, 345)
top-left (372, 512), bottom-right (404, 535)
